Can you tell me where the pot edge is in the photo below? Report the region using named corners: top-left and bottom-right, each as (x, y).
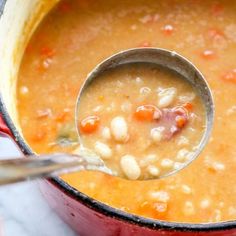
top-left (0, 0), bottom-right (236, 233)
top-left (2, 86), bottom-right (236, 235)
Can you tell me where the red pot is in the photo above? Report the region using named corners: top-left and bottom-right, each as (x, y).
top-left (1, 0), bottom-right (236, 235)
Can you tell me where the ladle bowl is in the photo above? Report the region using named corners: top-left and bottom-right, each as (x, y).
top-left (75, 47), bottom-right (214, 179)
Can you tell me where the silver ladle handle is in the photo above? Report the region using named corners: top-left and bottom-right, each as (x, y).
top-left (0, 154), bottom-right (108, 186)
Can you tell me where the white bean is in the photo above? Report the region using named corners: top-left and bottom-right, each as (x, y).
top-left (147, 165), bottom-right (160, 176)
top-left (183, 201), bottom-right (195, 216)
top-left (160, 158), bottom-right (174, 169)
top-left (174, 162), bottom-right (184, 170)
top-left (176, 149), bottom-right (189, 161)
top-left (178, 92), bottom-right (196, 103)
top-left (158, 87), bottom-right (177, 108)
top-left (101, 127), bottom-right (111, 140)
top-left (135, 77), bottom-right (143, 83)
top-left (158, 95), bottom-right (174, 108)
top-left (111, 116), bottom-right (129, 142)
top-left (177, 136), bottom-right (189, 146)
top-left (120, 155), bottom-right (141, 180)
top-left (181, 185), bottom-right (192, 194)
top-left (149, 190), bottom-right (170, 202)
top-left (121, 101), bottom-right (132, 112)
top-left (212, 162), bottom-right (225, 171)
top-left (94, 141), bottom-right (112, 160)
top-left (200, 199), bottom-right (211, 209)
top-left (115, 144), bottom-right (123, 153)
top-left (150, 127), bottom-right (165, 143)
top-left (93, 105), bottom-right (103, 112)
top-left (20, 86), bottom-right (29, 95)
top-left (140, 87), bottom-right (151, 95)
top-left (228, 207), bottom-right (236, 216)
top-left (139, 154), bottom-right (158, 167)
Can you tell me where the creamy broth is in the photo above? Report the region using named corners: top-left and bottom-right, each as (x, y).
top-left (77, 63), bottom-right (205, 179)
top-left (17, 0), bottom-right (236, 223)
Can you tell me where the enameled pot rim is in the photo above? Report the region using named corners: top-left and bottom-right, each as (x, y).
top-left (1, 0), bottom-right (236, 233)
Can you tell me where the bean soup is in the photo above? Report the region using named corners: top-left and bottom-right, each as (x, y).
top-left (17, 0), bottom-right (236, 223)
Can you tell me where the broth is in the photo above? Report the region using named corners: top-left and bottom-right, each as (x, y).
top-left (77, 63), bottom-right (205, 179)
top-left (17, 0), bottom-right (236, 223)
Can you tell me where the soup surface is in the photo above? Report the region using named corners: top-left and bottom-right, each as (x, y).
top-left (77, 63), bottom-right (205, 179)
top-left (17, 0), bottom-right (236, 223)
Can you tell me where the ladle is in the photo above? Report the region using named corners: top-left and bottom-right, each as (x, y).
top-left (0, 48), bottom-right (214, 185)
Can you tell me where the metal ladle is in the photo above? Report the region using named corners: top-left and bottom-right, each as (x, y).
top-left (0, 48), bottom-right (214, 185)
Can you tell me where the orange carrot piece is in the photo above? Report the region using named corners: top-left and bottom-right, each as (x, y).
top-left (162, 24), bottom-right (174, 35)
top-left (211, 3), bottom-right (224, 16)
top-left (138, 41), bottom-right (152, 48)
top-left (222, 69), bottom-right (236, 83)
top-left (176, 115), bottom-right (187, 128)
top-left (55, 112), bottom-right (68, 123)
top-left (31, 130), bottom-right (46, 142)
top-left (182, 102), bottom-right (193, 112)
top-left (134, 105), bottom-right (161, 122)
top-left (208, 28), bottom-right (225, 40)
top-left (58, 1), bottom-right (71, 13)
top-left (80, 115), bottom-right (100, 134)
top-left (201, 50), bottom-right (216, 60)
top-left (40, 46), bottom-right (55, 58)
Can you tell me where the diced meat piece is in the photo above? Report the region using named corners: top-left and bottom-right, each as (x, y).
top-left (153, 107), bottom-right (189, 140)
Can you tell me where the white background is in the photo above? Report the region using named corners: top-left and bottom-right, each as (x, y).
top-left (0, 134), bottom-right (76, 236)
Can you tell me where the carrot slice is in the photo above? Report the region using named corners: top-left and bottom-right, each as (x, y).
top-left (176, 115), bottom-right (187, 128)
top-left (80, 115), bottom-right (100, 134)
top-left (162, 24), bottom-right (174, 35)
top-left (134, 105), bottom-right (161, 122)
top-left (222, 69), bottom-right (236, 83)
top-left (182, 102), bottom-right (193, 112)
top-left (31, 130), bottom-right (46, 142)
top-left (208, 28), bottom-right (225, 40)
top-left (211, 3), bottom-right (224, 16)
top-left (40, 46), bottom-right (55, 58)
top-left (55, 111), bottom-right (69, 123)
top-left (138, 41), bottom-right (152, 48)
top-left (58, 1), bottom-right (71, 13)
top-left (201, 50), bottom-right (216, 60)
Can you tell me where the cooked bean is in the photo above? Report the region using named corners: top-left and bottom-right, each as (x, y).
top-left (150, 127), bottom-right (165, 143)
top-left (174, 162), bottom-right (184, 170)
top-left (177, 136), bottom-right (189, 146)
top-left (178, 92), bottom-right (196, 103)
top-left (181, 185), bottom-right (192, 194)
top-left (147, 165), bottom-right (160, 176)
top-left (183, 201), bottom-right (195, 216)
top-left (149, 190), bottom-right (170, 202)
top-left (121, 101), bottom-right (132, 112)
top-left (111, 116), bottom-right (129, 142)
top-left (101, 127), bottom-right (111, 140)
top-left (139, 87), bottom-right (151, 95)
top-left (160, 158), bottom-right (174, 169)
top-left (94, 141), bottom-right (112, 159)
top-left (212, 162), bottom-right (225, 171)
top-left (176, 148), bottom-right (190, 161)
top-left (158, 87), bottom-right (177, 108)
top-left (20, 86), bottom-right (29, 95)
top-left (139, 154), bottom-right (158, 167)
top-left (120, 155), bottom-right (141, 180)
top-left (200, 199), bottom-right (211, 209)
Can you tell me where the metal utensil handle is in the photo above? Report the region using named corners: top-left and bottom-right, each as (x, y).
top-left (0, 154), bottom-right (105, 186)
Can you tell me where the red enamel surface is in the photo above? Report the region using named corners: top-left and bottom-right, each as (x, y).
top-left (40, 180), bottom-right (236, 236)
top-left (0, 114), bottom-right (12, 136)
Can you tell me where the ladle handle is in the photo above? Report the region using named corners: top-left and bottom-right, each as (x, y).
top-left (0, 154), bottom-right (103, 186)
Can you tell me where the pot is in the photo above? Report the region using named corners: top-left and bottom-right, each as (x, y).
top-left (0, 0), bottom-right (236, 235)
